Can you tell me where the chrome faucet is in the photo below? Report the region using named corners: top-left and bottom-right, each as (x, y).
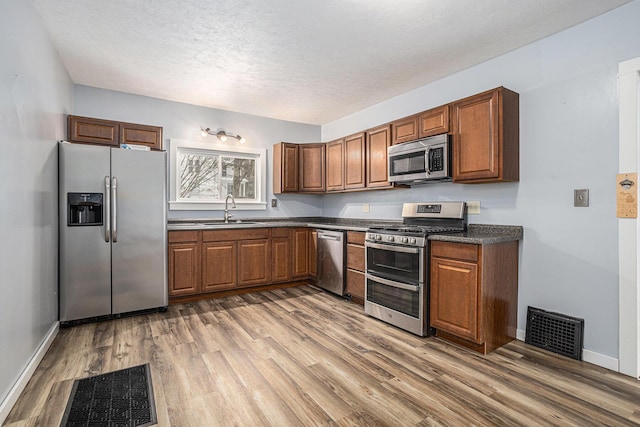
top-left (224, 194), bottom-right (236, 223)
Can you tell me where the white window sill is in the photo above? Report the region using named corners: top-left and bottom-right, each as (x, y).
top-left (169, 201), bottom-right (267, 211)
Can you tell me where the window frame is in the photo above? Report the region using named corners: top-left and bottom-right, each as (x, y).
top-left (168, 138), bottom-right (267, 211)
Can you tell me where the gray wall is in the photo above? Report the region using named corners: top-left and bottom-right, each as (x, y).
top-left (0, 0), bottom-right (72, 406)
top-left (73, 86), bottom-right (323, 220)
top-left (321, 2), bottom-right (640, 359)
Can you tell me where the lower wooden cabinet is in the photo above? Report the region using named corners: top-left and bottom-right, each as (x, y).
top-left (169, 227), bottom-right (316, 300)
top-left (309, 229), bottom-right (317, 278)
top-left (168, 231), bottom-right (201, 297)
top-left (292, 228), bottom-right (310, 278)
top-left (202, 241), bottom-right (237, 292)
top-left (272, 228), bottom-right (292, 283)
top-left (238, 238), bottom-right (271, 287)
top-left (345, 231), bottom-right (366, 304)
top-left (430, 240), bottom-right (518, 354)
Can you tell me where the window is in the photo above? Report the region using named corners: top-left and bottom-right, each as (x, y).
top-left (169, 139), bottom-right (267, 210)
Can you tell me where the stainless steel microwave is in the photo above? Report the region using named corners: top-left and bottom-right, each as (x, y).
top-left (387, 134), bottom-right (451, 185)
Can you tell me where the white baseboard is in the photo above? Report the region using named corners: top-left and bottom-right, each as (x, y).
top-left (0, 322), bottom-right (59, 425)
top-left (516, 328), bottom-right (620, 373)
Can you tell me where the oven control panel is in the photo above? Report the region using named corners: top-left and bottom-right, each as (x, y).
top-left (365, 232), bottom-right (424, 247)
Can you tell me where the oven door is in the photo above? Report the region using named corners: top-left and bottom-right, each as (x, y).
top-left (365, 241), bottom-right (424, 285)
top-left (364, 274), bottom-right (427, 336)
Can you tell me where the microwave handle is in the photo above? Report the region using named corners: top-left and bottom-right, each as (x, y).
top-left (426, 148), bottom-right (432, 174)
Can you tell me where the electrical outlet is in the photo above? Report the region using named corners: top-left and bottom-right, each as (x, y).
top-left (362, 203), bottom-right (370, 213)
top-left (271, 199), bottom-right (278, 208)
top-left (467, 201), bottom-right (481, 215)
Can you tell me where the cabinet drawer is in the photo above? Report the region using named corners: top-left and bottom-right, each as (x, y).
top-left (347, 231), bottom-right (365, 245)
top-left (169, 230), bottom-right (200, 243)
top-left (431, 241), bottom-right (478, 262)
top-left (271, 227), bottom-right (291, 238)
top-left (346, 244), bottom-right (365, 272)
top-left (203, 228), bottom-right (270, 242)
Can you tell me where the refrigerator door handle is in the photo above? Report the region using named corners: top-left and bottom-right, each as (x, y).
top-left (112, 176), bottom-right (118, 242)
top-left (104, 176), bottom-right (111, 242)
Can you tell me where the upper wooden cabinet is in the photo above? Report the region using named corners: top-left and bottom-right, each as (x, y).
top-left (273, 142), bottom-right (299, 194)
top-left (366, 125), bottom-right (392, 189)
top-left (451, 87), bottom-right (519, 183)
top-left (344, 133), bottom-right (366, 190)
top-left (391, 114), bottom-right (419, 145)
top-left (67, 115), bottom-right (163, 150)
top-left (120, 122), bottom-right (163, 150)
top-left (299, 143), bottom-right (326, 193)
top-left (391, 104), bottom-right (450, 145)
top-left (326, 139), bottom-right (345, 192)
top-left (419, 104), bottom-right (450, 138)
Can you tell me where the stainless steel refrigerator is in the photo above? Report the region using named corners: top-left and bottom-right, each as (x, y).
top-left (59, 142), bottom-right (167, 323)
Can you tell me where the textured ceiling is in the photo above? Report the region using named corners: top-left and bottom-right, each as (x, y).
top-left (33, 0), bottom-right (630, 125)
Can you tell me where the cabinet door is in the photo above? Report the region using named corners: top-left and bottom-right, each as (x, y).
top-left (238, 239), bottom-right (271, 287)
top-left (299, 143), bottom-right (326, 193)
top-left (430, 256), bottom-right (481, 343)
top-left (451, 87), bottom-right (519, 183)
top-left (292, 228), bottom-right (309, 278)
top-left (68, 115), bottom-right (119, 146)
top-left (120, 122), bottom-right (163, 150)
top-left (202, 241), bottom-right (237, 291)
top-left (344, 133), bottom-right (366, 189)
top-left (326, 139), bottom-right (345, 192)
top-left (418, 105), bottom-right (450, 138)
top-left (168, 242), bottom-right (200, 296)
top-left (273, 143), bottom-right (299, 193)
top-left (272, 236), bottom-right (292, 283)
top-left (346, 269), bottom-right (365, 301)
top-left (391, 115), bottom-right (419, 145)
top-left (308, 229), bottom-right (317, 278)
top-left (366, 125), bottom-right (392, 188)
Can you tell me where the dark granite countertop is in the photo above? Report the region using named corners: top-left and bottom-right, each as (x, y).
top-left (428, 224), bottom-right (523, 244)
top-left (168, 219), bottom-right (523, 244)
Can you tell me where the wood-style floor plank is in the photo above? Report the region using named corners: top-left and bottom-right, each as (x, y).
top-left (4, 285), bottom-right (640, 426)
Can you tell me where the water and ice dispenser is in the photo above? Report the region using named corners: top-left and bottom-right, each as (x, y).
top-left (67, 193), bottom-right (103, 226)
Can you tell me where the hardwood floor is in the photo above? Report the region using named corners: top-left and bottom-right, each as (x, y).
top-left (4, 285), bottom-right (640, 426)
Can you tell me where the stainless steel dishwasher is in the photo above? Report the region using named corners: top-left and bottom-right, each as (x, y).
top-left (316, 229), bottom-right (346, 296)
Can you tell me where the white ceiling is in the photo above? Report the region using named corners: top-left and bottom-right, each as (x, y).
top-left (33, 0), bottom-right (630, 125)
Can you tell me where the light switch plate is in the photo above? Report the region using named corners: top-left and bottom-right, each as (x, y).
top-left (362, 203), bottom-right (370, 213)
top-left (574, 189), bottom-right (589, 207)
top-left (271, 199), bottom-right (278, 207)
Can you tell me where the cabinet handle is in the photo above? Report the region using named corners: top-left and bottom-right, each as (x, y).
top-left (112, 177), bottom-right (117, 243)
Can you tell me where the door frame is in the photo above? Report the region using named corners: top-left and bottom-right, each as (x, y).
top-left (618, 56), bottom-right (640, 378)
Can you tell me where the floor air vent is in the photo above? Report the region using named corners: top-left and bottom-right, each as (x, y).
top-left (525, 306), bottom-right (584, 360)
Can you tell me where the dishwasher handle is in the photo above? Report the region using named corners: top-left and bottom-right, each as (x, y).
top-left (317, 231), bottom-right (343, 242)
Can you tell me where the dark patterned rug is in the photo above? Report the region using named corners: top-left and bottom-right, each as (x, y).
top-left (60, 363), bottom-right (157, 427)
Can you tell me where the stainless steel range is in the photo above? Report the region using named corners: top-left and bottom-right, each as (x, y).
top-left (364, 202), bottom-right (466, 336)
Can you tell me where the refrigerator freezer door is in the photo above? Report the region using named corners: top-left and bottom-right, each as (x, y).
top-left (110, 148), bottom-right (167, 314)
top-left (59, 143), bottom-right (112, 321)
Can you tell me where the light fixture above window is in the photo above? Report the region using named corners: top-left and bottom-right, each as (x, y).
top-left (200, 127), bottom-right (246, 144)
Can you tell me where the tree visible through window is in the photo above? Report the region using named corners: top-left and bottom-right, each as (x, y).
top-left (178, 149), bottom-right (256, 200)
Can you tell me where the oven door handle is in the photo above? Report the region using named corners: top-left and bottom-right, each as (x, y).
top-left (366, 274), bottom-right (420, 291)
top-left (365, 242), bottom-right (420, 254)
